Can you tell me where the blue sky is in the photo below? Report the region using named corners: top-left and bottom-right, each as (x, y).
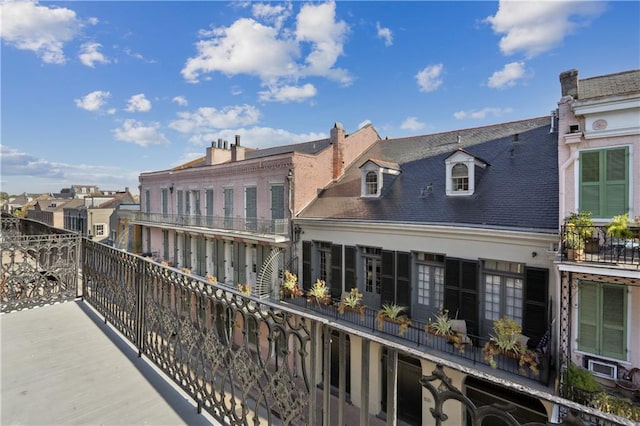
top-left (1, 1), bottom-right (639, 196)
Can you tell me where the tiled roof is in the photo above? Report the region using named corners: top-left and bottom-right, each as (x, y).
top-left (578, 69), bottom-right (640, 100)
top-left (245, 138), bottom-right (331, 160)
top-left (299, 116), bottom-right (559, 231)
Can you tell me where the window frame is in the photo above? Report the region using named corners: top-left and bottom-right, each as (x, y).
top-left (481, 260), bottom-right (525, 325)
top-left (415, 252), bottom-right (445, 309)
top-left (578, 146), bottom-right (629, 218)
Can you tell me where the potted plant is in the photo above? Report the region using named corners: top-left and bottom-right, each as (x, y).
top-left (606, 213), bottom-right (635, 240)
top-left (280, 270), bottom-right (304, 299)
top-left (236, 283), bottom-right (251, 295)
top-left (483, 317), bottom-right (539, 375)
top-left (563, 361), bottom-right (602, 405)
top-left (205, 274), bottom-right (217, 283)
top-left (425, 308), bottom-right (468, 352)
top-left (337, 287), bottom-right (365, 317)
top-left (376, 303), bottom-right (412, 336)
top-left (306, 279), bottom-right (332, 305)
top-left (564, 211), bottom-right (595, 261)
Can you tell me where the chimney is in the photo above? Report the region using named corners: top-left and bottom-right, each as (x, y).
top-left (550, 109), bottom-right (557, 133)
top-left (217, 138), bottom-right (222, 149)
top-left (560, 69), bottom-right (579, 98)
top-left (331, 122), bottom-right (346, 180)
top-left (206, 138), bottom-right (232, 165)
top-left (223, 140), bottom-right (228, 150)
top-left (231, 141), bottom-right (245, 162)
top-left (235, 135), bottom-right (240, 146)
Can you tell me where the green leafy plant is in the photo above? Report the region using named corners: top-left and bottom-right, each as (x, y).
top-left (307, 279), bottom-right (332, 305)
top-left (591, 392), bottom-right (640, 421)
top-left (236, 283), bottom-right (251, 295)
top-left (280, 270), bottom-right (304, 298)
top-left (606, 213), bottom-right (635, 239)
top-left (426, 308), bottom-right (454, 336)
top-left (564, 211), bottom-right (595, 249)
top-left (338, 288), bottom-right (365, 317)
top-left (376, 303), bottom-right (412, 336)
top-left (483, 317), bottom-right (539, 375)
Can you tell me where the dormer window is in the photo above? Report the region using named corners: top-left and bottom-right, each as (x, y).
top-left (451, 163), bottom-right (469, 191)
top-left (365, 171), bottom-right (378, 195)
top-left (445, 149), bottom-right (488, 196)
top-left (360, 159), bottom-right (401, 198)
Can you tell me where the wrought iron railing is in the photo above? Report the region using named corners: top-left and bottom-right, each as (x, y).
top-left (133, 212), bottom-right (289, 236)
top-left (3, 214), bottom-right (638, 426)
top-left (286, 296), bottom-right (551, 385)
top-left (1, 214), bottom-right (80, 313)
top-left (560, 224), bottom-right (640, 267)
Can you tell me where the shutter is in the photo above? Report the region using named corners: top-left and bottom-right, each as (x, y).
top-left (345, 246), bottom-right (356, 291)
top-left (184, 234), bottom-right (191, 268)
top-left (460, 260), bottom-right (478, 335)
top-left (444, 258), bottom-right (461, 317)
top-left (604, 148), bottom-right (628, 217)
top-left (237, 242), bottom-right (246, 284)
top-left (397, 252), bottom-right (411, 315)
top-left (206, 189), bottom-right (214, 216)
top-left (578, 283), bottom-right (599, 354)
top-left (330, 244), bottom-right (343, 298)
top-left (197, 236), bottom-right (206, 274)
top-left (523, 267), bottom-right (548, 345)
top-left (580, 151), bottom-right (601, 216)
top-left (271, 185), bottom-right (285, 220)
top-left (601, 285), bottom-right (626, 360)
top-left (302, 241), bottom-right (312, 290)
top-left (177, 190), bottom-right (184, 216)
top-left (216, 239), bottom-right (226, 282)
top-left (173, 231), bottom-right (178, 266)
top-left (381, 250), bottom-right (395, 305)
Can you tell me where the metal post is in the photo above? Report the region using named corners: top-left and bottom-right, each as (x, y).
top-left (360, 339), bottom-right (370, 426)
top-left (338, 331), bottom-right (346, 426)
top-left (386, 349), bottom-right (398, 426)
top-left (323, 325), bottom-right (331, 426)
top-left (309, 322), bottom-right (317, 425)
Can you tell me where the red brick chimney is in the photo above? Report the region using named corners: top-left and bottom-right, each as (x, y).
top-left (331, 122), bottom-right (345, 180)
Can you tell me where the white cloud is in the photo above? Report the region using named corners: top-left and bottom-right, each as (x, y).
top-left (74, 90), bottom-right (111, 112)
top-left (376, 22), bottom-right (392, 46)
top-left (485, 1), bottom-right (605, 58)
top-left (453, 107), bottom-right (513, 120)
top-left (125, 94), bottom-right (152, 112)
top-left (259, 83), bottom-right (317, 102)
top-left (181, 1), bottom-right (351, 94)
top-left (416, 64), bottom-right (443, 93)
top-left (78, 42), bottom-right (110, 67)
top-left (113, 119), bottom-right (170, 147)
top-left (186, 126), bottom-right (326, 149)
top-left (169, 105), bottom-right (261, 134)
top-left (172, 96), bottom-right (188, 107)
top-left (487, 61), bottom-right (527, 89)
top-left (0, 1), bottom-right (83, 64)
top-left (400, 117), bottom-right (425, 131)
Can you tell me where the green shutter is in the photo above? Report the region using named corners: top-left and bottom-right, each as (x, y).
top-left (603, 148), bottom-right (628, 217)
top-left (601, 285), bottom-right (627, 360)
top-left (580, 148), bottom-right (628, 218)
top-left (578, 283), bottom-right (599, 353)
top-left (580, 151), bottom-right (601, 216)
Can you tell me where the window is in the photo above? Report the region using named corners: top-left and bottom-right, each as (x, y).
top-left (161, 188), bottom-right (168, 217)
top-left (580, 147), bottom-right (629, 218)
top-left (205, 189), bottom-right (214, 217)
top-left (365, 171), bottom-right (378, 195)
top-left (451, 163), bottom-right (469, 191)
top-left (318, 242), bottom-right (332, 283)
top-left (177, 190), bottom-right (183, 216)
top-left (224, 188), bottom-right (233, 228)
top-left (578, 281), bottom-right (627, 360)
top-left (416, 252), bottom-right (444, 307)
top-left (482, 260), bottom-right (524, 324)
top-left (94, 224), bottom-right (105, 236)
top-left (144, 190), bottom-right (150, 213)
top-left (363, 247), bottom-right (381, 294)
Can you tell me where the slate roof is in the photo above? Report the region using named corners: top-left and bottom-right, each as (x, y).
top-left (245, 138), bottom-right (331, 160)
top-left (578, 69), bottom-right (640, 100)
top-left (299, 116), bottom-right (559, 232)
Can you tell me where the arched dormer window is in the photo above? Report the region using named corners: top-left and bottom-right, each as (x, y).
top-left (365, 171), bottom-right (378, 195)
top-left (451, 163), bottom-right (469, 191)
top-left (359, 159), bottom-right (401, 198)
top-left (445, 149), bottom-right (488, 196)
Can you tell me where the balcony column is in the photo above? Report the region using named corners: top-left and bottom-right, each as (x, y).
top-left (322, 325), bottom-right (331, 426)
top-left (338, 331), bottom-right (346, 426)
top-left (386, 349), bottom-right (398, 426)
top-left (360, 339), bottom-right (370, 426)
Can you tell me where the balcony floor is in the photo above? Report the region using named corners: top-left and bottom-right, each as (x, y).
top-left (1, 300), bottom-right (218, 426)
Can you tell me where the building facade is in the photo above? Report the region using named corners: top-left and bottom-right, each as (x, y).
top-left (556, 69), bottom-right (640, 394)
top-left (135, 124), bottom-right (380, 296)
top-left (294, 116), bottom-right (560, 424)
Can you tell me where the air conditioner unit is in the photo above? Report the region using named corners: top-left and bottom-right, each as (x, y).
top-left (587, 359), bottom-right (618, 380)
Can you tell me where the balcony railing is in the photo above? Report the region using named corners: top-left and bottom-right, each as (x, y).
top-left (560, 224), bottom-right (640, 267)
top-left (3, 214), bottom-right (637, 426)
top-left (285, 296), bottom-right (551, 385)
top-left (133, 212), bottom-right (289, 236)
